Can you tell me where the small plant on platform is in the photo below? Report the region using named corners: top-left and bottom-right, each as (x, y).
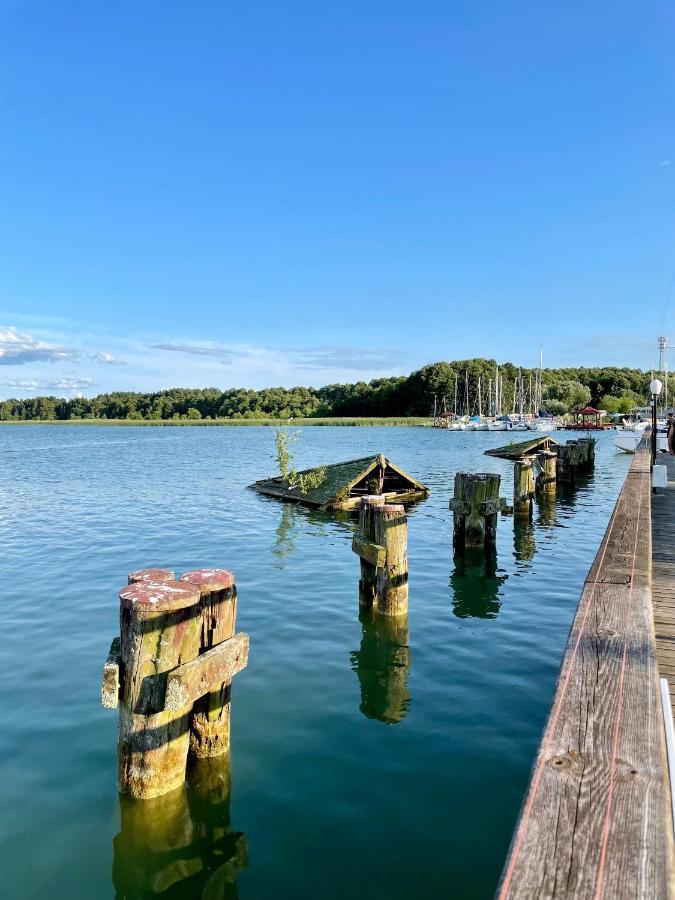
top-left (273, 427), bottom-right (300, 481)
top-left (288, 465), bottom-right (327, 495)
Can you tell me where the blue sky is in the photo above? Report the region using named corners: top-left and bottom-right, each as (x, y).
top-left (1, 1), bottom-right (675, 398)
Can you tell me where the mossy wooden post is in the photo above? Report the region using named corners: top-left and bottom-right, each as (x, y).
top-left (373, 503), bottom-right (409, 616)
top-left (556, 443), bottom-right (574, 483)
top-left (451, 472), bottom-right (502, 550)
top-left (128, 568), bottom-right (175, 585)
top-left (513, 459), bottom-right (535, 518)
top-left (535, 451), bottom-right (557, 497)
top-left (357, 495), bottom-right (385, 608)
top-left (578, 437), bottom-right (595, 471)
top-left (179, 569), bottom-right (237, 758)
top-left (118, 581), bottom-right (202, 799)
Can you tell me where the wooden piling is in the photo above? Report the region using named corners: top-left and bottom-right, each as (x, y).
top-left (513, 459), bottom-right (535, 518)
top-left (535, 451), bottom-right (557, 497)
top-left (179, 569), bottom-right (237, 759)
top-left (451, 472), bottom-right (504, 549)
top-left (373, 503), bottom-right (409, 616)
top-left (128, 568), bottom-right (175, 585)
top-left (117, 581), bottom-right (202, 799)
top-left (357, 495), bottom-right (386, 608)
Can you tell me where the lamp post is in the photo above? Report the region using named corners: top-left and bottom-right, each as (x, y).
top-left (650, 378), bottom-right (663, 466)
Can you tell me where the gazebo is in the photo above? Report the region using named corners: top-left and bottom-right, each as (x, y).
top-left (575, 406), bottom-right (604, 430)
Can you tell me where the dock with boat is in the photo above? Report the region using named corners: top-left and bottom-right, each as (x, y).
top-left (497, 435), bottom-right (675, 898)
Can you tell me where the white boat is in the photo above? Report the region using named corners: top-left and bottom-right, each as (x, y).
top-left (615, 431), bottom-right (668, 454)
top-left (527, 417), bottom-right (559, 432)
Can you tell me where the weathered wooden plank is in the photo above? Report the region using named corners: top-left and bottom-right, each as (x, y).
top-left (351, 533), bottom-right (386, 568)
top-left (101, 636), bottom-right (121, 709)
top-left (164, 633), bottom-right (249, 712)
top-left (498, 438), bottom-right (675, 898)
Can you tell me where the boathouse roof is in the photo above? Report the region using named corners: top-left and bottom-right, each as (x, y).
top-left (484, 435), bottom-right (560, 460)
top-left (249, 454), bottom-right (430, 510)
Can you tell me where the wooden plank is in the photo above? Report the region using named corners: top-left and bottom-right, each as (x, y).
top-left (351, 533), bottom-right (386, 567)
top-left (101, 636), bottom-right (121, 709)
top-left (498, 438), bottom-right (675, 898)
top-left (164, 633), bottom-right (249, 712)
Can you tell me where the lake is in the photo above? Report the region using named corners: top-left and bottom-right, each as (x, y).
top-left (0, 425), bottom-right (630, 899)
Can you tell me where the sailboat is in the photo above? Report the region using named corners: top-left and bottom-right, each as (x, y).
top-left (526, 351), bottom-right (559, 431)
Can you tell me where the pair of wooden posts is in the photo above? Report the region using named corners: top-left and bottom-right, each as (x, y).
top-left (451, 451), bottom-right (560, 547)
top-left (102, 567), bottom-right (249, 800)
top-left (513, 450), bottom-right (557, 518)
top-left (556, 437), bottom-right (595, 482)
top-left (351, 496), bottom-right (409, 616)
top-left (451, 472), bottom-right (507, 550)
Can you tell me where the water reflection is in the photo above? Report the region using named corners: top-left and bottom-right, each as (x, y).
top-left (513, 519), bottom-right (536, 565)
top-left (534, 496), bottom-right (557, 527)
top-left (350, 609), bottom-right (412, 724)
top-left (113, 755), bottom-right (247, 899)
top-left (450, 548), bottom-right (508, 619)
top-left (272, 502), bottom-right (297, 565)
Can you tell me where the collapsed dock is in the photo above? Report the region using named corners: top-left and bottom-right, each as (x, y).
top-left (249, 454), bottom-right (429, 510)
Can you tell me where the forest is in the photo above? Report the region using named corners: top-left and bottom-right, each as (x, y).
top-left (0, 359), bottom-right (660, 421)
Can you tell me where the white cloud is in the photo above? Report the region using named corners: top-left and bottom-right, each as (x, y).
top-left (0, 326), bottom-right (74, 365)
top-left (4, 376), bottom-right (95, 393)
top-left (92, 351), bottom-right (127, 365)
top-left (151, 342), bottom-right (232, 361)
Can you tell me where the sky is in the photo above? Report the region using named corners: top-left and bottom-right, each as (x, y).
top-left (1, 1), bottom-right (675, 399)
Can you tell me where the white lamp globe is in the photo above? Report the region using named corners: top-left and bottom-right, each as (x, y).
top-left (651, 378), bottom-right (664, 396)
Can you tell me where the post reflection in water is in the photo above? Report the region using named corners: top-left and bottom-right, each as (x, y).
top-left (350, 608), bottom-right (412, 724)
top-left (535, 495), bottom-right (557, 527)
top-left (450, 548), bottom-right (508, 619)
top-left (112, 755), bottom-right (247, 899)
top-left (513, 518), bottom-right (536, 564)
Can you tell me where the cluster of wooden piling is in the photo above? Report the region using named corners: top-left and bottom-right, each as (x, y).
top-left (102, 567), bottom-right (248, 799)
top-left (555, 436), bottom-right (595, 482)
top-left (450, 473), bottom-right (506, 549)
top-left (450, 437), bottom-right (596, 547)
top-left (351, 496), bottom-right (409, 616)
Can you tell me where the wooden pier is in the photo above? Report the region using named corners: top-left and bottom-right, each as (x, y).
top-left (498, 438), bottom-right (675, 899)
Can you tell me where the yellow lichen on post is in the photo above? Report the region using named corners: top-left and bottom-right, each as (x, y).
top-left (374, 503), bottom-right (409, 616)
top-left (357, 496), bottom-right (386, 608)
top-left (179, 569), bottom-right (237, 758)
top-left (535, 451), bottom-right (557, 497)
top-left (118, 580), bottom-right (202, 799)
top-left (513, 459), bottom-right (535, 518)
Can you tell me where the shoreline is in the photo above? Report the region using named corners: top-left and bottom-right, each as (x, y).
top-left (0, 416), bottom-right (430, 427)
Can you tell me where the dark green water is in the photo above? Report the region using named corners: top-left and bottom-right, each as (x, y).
top-left (0, 426), bottom-right (629, 899)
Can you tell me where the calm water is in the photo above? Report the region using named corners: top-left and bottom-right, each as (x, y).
top-left (0, 426), bottom-right (630, 900)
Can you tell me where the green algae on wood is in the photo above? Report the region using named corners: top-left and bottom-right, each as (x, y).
top-left (249, 453), bottom-right (429, 510)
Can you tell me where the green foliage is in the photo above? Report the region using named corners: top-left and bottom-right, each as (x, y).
top-left (273, 427), bottom-right (299, 481)
top-left (541, 399), bottom-right (567, 417)
top-left (599, 391), bottom-right (642, 414)
top-left (542, 380), bottom-right (591, 413)
top-left (0, 359), bottom-right (659, 422)
top-left (288, 465), bottom-right (327, 495)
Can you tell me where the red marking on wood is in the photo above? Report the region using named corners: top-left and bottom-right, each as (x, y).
top-left (180, 568), bottom-right (235, 591)
top-left (119, 581), bottom-right (200, 613)
top-left (127, 568), bottom-right (175, 584)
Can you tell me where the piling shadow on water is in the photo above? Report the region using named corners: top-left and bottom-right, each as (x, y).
top-left (450, 547), bottom-right (508, 619)
top-left (350, 608), bottom-right (412, 724)
top-left (112, 755), bottom-right (247, 899)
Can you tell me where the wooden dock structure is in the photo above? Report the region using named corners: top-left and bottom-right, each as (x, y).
top-left (498, 438), bottom-right (675, 899)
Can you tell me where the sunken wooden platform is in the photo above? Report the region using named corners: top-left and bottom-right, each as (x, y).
top-left (484, 435), bottom-right (560, 460)
top-left (249, 454), bottom-right (429, 510)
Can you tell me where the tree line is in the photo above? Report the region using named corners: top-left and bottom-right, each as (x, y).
top-left (0, 359), bottom-right (662, 421)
